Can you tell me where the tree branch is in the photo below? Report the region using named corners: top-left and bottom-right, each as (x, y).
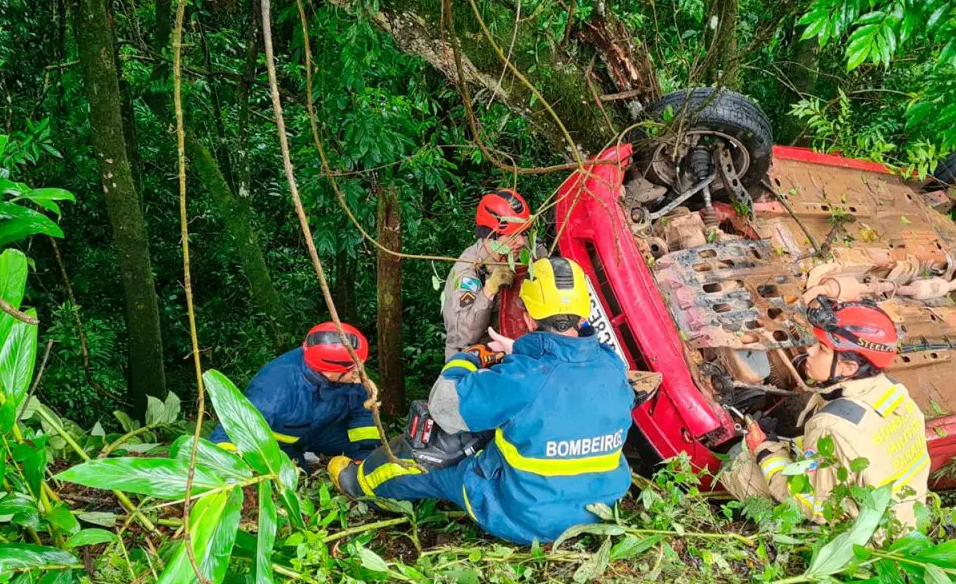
top-left (0, 296), bottom-right (38, 325)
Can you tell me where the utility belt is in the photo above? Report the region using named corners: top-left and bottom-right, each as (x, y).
top-left (402, 400), bottom-right (492, 469)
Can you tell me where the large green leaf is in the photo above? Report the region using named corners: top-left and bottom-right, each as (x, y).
top-left (572, 537), bottom-right (612, 583)
top-left (0, 543), bottom-right (78, 570)
top-left (203, 370), bottom-right (304, 528)
top-left (255, 480), bottom-right (277, 584)
top-left (11, 187), bottom-right (75, 218)
top-left (169, 436), bottom-right (253, 480)
top-left (553, 523), bottom-right (626, 551)
top-left (0, 309), bottom-right (38, 416)
top-left (0, 201), bottom-right (64, 246)
top-left (65, 528), bottom-right (118, 548)
top-left (202, 370), bottom-right (282, 473)
top-left (13, 436), bottom-right (47, 498)
top-left (804, 484), bottom-right (893, 577)
top-left (0, 248), bottom-right (28, 354)
top-left (55, 458), bottom-right (225, 499)
top-left (157, 487), bottom-right (243, 584)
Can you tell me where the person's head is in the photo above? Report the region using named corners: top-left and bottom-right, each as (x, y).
top-left (476, 189), bottom-right (532, 257)
top-left (302, 322), bottom-right (369, 384)
top-left (802, 296), bottom-right (898, 386)
top-left (519, 257), bottom-right (590, 336)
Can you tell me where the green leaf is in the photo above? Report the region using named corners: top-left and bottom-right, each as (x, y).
top-left (75, 512), bottom-right (119, 528)
top-left (0, 492), bottom-right (39, 519)
top-left (924, 564), bottom-right (952, 584)
top-left (55, 458), bottom-right (225, 499)
top-left (20, 188), bottom-right (75, 203)
top-left (358, 546), bottom-right (390, 572)
top-left (609, 534), bottom-right (665, 561)
top-left (0, 249), bottom-right (27, 344)
top-left (164, 391), bottom-right (181, 422)
top-left (553, 523), bottom-right (625, 550)
top-left (0, 308), bottom-right (37, 415)
top-left (817, 436), bottom-right (834, 458)
top-left (202, 370), bottom-right (304, 528)
top-left (145, 395), bottom-right (166, 426)
top-left (0, 201), bottom-right (64, 245)
top-left (255, 481), bottom-right (276, 584)
top-left (916, 539), bottom-right (956, 567)
top-left (157, 488), bottom-right (243, 584)
top-left (783, 459), bottom-right (816, 476)
top-left (805, 484), bottom-right (893, 577)
top-left (927, 4), bottom-right (952, 29)
top-left (586, 503), bottom-right (615, 521)
top-left (169, 436), bottom-right (254, 480)
top-left (202, 370), bottom-right (282, 473)
top-left (65, 528), bottom-right (118, 548)
top-left (46, 502), bottom-right (80, 536)
top-left (572, 537), bottom-right (612, 583)
top-left (13, 437), bottom-right (47, 498)
top-left (850, 457), bottom-right (870, 473)
top-left (901, 215), bottom-right (912, 224)
top-left (113, 410), bottom-right (137, 433)
top-left (846, 24), bottom-right (880, 70)
top-left (431, 274), bottom-right (441, 291)
top-left (0, 543), bottom-right (78, 570)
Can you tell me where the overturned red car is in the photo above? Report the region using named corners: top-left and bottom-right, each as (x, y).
top-left (501, 88), bottom-right (956, 486)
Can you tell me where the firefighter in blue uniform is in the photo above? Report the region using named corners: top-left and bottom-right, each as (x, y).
top-left (328, 257), bottom-right (634, 544)
top-left (210, 322), bottom-right (378, 465)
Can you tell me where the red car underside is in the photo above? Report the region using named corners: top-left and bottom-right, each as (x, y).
top-left (500, 144), bottom-right (956, 488)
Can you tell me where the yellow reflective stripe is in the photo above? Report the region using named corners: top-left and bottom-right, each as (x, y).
top-left (759, 456), bottom-right (789, 479)
top-left (347, 426), bottom-right (379, 442)
top-left (793, 492), bottom-right (823, 516)
top-left (443, 359), bottom-right (478, 373)
top-left (874, 385), bottom-right (905, 416)
top-left (881, 452), bottom-right (931, 491)
top-left (273, 432), bottom-right (300, 444)
top-left (216, 442), bottom-right (238, 452)
top-left (357, 459), bottom-right (422, 494)
top-left (494, 429), bottom-right (622, 477)
top-left (462, 485), bottom-right (476, 520)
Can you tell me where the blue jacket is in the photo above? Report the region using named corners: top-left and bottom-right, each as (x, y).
top-left (432, 329), bottom-right (634, 543)
top-left (209, 348), bottom-right (378, 463)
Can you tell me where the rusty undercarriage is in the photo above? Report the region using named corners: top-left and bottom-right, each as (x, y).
top-left (626, 151), bottom-right (956, 433)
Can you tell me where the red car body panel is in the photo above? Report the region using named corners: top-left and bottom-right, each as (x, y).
top-left (502, 144), bottom-right (956, 483)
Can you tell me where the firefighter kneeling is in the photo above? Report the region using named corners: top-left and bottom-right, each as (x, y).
top-left (328, 257), bottom-right (634, 544)
top-left (721, 296), bottom-right (930, 527)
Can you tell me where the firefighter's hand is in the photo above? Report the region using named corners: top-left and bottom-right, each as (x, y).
top-left (463, 343), bottom-right (506, 368)
top-left (484, 266), bottom-right (515, 299)
top-left (745, 418), bottom-right (767, 453)
top-left (487, 327), bottom-right (515, 355)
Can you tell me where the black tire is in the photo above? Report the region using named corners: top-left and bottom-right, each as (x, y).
top-left (632, 87), bottom-right (774, 189)
top-left (932, 153), bottom-right (956, 188)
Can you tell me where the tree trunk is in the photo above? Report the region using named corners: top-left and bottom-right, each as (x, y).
top-left (147, 0), bottom-right (285, 344)
top-left (74, 0), bottom-right (167, 417)
top-left (334, 249), bottom-right (357, 324)
top-left (186, 133), bottom-right (286, 344)
top-left (702, 0), bottom-right (739, 88)
top-left (376, 185), bottom-right (404, 417)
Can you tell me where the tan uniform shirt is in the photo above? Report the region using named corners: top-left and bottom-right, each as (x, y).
top-left (723, 374), bottom-right (930, 527)
top-left (442, 241), bottom-right (498, 359)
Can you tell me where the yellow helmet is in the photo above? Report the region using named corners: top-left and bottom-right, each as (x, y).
top-left (519, 257), bottom-right (590, 321)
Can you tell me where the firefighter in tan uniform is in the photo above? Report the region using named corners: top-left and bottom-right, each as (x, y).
top-left (443, 189), bottom-right (534, 359)
top-left (721, 297), bottom-right (930, 527)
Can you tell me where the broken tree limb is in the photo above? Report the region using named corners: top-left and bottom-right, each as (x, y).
top-left (577, 9), bottom-right (661, 113)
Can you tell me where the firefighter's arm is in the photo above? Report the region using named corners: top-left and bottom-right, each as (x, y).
top-left (442, 265), bottom-right (495, 348)
top-left (753, 440), bottom-right (794, 502)
top-left (428, 352), bottom-right (534, 433)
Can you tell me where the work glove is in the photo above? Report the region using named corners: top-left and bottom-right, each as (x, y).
top-left (484, 265), bottom-right (515, 298)
top-left (463, 343), bottom-right (506, 368)
top-left (745, 417), bottom-right (768, 453)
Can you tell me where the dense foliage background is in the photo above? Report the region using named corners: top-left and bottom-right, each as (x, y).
top-left (1, 0), bottom-right (955, 582)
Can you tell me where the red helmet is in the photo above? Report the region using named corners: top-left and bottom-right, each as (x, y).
top-left (807, 297), bottom-right (898, 369)
top-left (476, 189), bottom-right (532, 237)
top-left (302, 322), bottom-right (369, 374)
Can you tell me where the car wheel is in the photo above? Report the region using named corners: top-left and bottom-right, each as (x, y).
top-left (631, 87), bottom-right (774, 192)
top-left (932, 152), bottom-right (956, 188)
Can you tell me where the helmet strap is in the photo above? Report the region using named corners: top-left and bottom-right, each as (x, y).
top-left (821, 350), bottom-right (875, 387)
